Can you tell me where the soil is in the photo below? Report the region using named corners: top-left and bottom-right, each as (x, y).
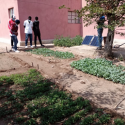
top-left (1, 44), bottom-right (125, 124)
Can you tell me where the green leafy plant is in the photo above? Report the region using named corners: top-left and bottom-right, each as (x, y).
top-left (71, 58), bottom-right (125, 84)
top-left (63, 106), bottom-right (92, 125)
top-left (0, 69), bottom-right (125, 125)
top-left (11, 69), bottom-right (43, 86)
top-left (23, 118), bottom-right (37, 125)
top-left (53, 35), bottom-right (83, 47)
top-left (30, 48), bottom-right (74, 59)
top-left (114, 118), bottom-right (125, 125)
top-left (98, 114), bottom-right (111, 124)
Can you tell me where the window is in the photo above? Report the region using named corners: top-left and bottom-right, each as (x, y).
top-left (8, 8), bottom-right (14, 18)
top-left (68, 11), bottom-right (80, 24)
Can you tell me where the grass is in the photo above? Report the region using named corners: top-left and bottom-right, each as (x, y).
top-left (0, 69), bottom-right (124, 125)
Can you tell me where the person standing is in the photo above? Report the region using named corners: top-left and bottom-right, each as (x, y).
top-left (8, 14), bottom-right (16, 50)
top-left (97, 16), bottom-right (105, 50)
top-left (10, 19), bottom-right (20, 52)
top-left (33, 17), bottom-right (44, 47)
top-left (24, 16), bottom-right (33, 48)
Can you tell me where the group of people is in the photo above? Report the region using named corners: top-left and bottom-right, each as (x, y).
top-left (8, 15), bottom-right (44, 53)
top-left (8, 14), bottom-right (104, 53)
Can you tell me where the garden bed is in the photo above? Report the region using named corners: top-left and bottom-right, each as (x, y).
top-left (0, 69), bottom-right (125, 125)
top-left (71, 58), bottom-right (125, 84)
top-left (28, 48), bottom-right (74, 59)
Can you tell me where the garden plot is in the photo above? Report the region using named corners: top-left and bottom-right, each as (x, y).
top-left (0, 53), bottom-right (22, 71)
top-left (0, 69), bottom-right (125, 125)
top-left (1, 46), bottom-right (125, 123)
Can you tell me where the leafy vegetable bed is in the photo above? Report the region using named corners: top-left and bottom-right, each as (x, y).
top-left (0, 69), bottom-right (125, 125)
top-left (30, 48), bottom-right (74, 59)
top-left (71, 58), bottom-right (125, 84)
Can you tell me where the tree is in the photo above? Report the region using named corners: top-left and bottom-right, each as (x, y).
top-left (76, 0), bottom-right (125, 56)
top-left (64, 0), bottom-right (125, 57)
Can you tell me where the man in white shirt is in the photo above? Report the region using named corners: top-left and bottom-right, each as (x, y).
top-left (24, 16), bottom-right (33, 48)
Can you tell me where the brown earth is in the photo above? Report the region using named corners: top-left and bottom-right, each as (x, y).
top-left (0, 44), bottom-right (125, 124)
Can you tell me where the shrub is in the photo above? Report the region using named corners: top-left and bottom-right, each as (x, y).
top-left (114, 118), bottom-right (125, 125)
top-left (53, 35), bottom-right (83, 47)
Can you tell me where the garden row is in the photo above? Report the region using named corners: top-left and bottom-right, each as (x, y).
top-left (28, 48), bottom-right (125, 85)
top-left (0, 69), bottom-right (124, 125)
top-left (29, 48), bottom-right (74, 59)
top-left (71, 58), bottom-right (125, 84)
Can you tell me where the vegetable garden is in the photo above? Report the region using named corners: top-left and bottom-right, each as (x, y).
top-left (71, 58), bottom-right (125, 84)
top-left (0, 69), bottom-right (125, 125)
top-left (29, 48), bottom-right (74, 59)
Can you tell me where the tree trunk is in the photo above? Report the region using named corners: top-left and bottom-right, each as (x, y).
top-left (104, 28), bottom-right (114, 57)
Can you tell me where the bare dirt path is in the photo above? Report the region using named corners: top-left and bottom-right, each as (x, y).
top-left (0, 45), bottom-right (125, 117)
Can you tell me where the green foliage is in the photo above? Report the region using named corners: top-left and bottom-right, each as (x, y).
top-left (53, 35), bottom-right (83, 47)
top-left (10, 69), bottom-right (43, 86)
top-left (75, 0), bottom-right (125, 32)
top-left (114, 118), bottom-right (125, 125)
top-left (0, 69), bottom-right (125, 125)
top-left (71, 58), bottom-right (125, 84)
top-left (30, 48), bottom-right (74, 59)
top-left (23, 118), bottom-right (37, 125)
top-left (79, 115), bottom-right (95, 125)
top-left (63, 106), bottom-right (92, 125)
top-left (98, 114), bottom-right (111, 124)
top-left (0, 76), bottom-right (13, 86)
top-left (72, 0), bottom-right (125, 55)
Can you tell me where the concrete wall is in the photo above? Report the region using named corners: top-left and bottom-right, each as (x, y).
top-left (17, 0), bottom-right (82, 45)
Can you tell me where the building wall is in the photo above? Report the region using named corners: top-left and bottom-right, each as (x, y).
top-left (0, 0), bottom-right (21, 44)
top-left (18, 0), bottom-right (82, 44)
top-left (82, 0), bottom-right (125, 41)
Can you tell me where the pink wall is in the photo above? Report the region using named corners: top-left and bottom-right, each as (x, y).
top-left (18, 0), bottom-right (82, 41)
top-left (82, 1), bottom-right (125, 40)
top-left (0, 0), bottom-right (21, 41)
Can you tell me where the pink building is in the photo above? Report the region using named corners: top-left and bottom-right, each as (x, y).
top-left (0, 0), bottom-right (82, 46)
top-left (0, 0), bottom-right (124, 46)
top-left (81, 1), bottom-right (125, 42)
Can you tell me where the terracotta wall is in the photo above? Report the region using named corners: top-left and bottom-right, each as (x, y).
top-left (17, 0), bottom-right (82, 41)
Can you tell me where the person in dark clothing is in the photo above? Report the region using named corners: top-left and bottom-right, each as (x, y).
top-left (11, 38), bottom-right (13, 48)
top-left (97, 16), bottom-right (105, 50)
top-left (33, 17), bottom-right (44, 47)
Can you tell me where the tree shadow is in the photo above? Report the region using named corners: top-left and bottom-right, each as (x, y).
top-left (15, 44), bottom-right (54, 52)
top-left (94, 46), bottom-right (125, 61)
